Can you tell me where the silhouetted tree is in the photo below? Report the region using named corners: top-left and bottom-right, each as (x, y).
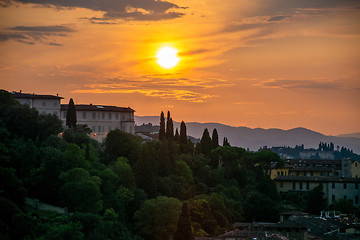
top-left (180, 121), bottom-right (187, 153)
top-left (66, 98), bottom-right (77, 130)
top-left (174, 129), bottom-right (180, 143)
top-left (174, 202), bottom-right (194, 240)
top-left (166, 111), bottom-right (174, 141)
top-left (212, 128), bottom-right (219, 149)
top-left (223, 137), bottom-right (230, 146)
top-left (159, 112), bottom-right (166, 141)
top-left (305, 184), bottom-right (327, 214)
top-left (200, 128), bottom-right (212, 156)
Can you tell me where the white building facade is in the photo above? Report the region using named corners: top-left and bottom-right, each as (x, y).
top-left (60, 104), bottom-right (135, 141)
top-left (12, 91), bottom-right (63, 117)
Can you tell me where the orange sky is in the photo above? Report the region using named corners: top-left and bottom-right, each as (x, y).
top-left (1, 0), bottom-right (359, 135)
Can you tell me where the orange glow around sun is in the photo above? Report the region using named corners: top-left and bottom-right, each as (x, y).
top-left (156, 46), bottom-right (180, 69)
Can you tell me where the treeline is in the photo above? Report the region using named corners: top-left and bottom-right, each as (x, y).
top-left (1, 89), bottom-right (285, 240)
top-left (268, 142), bottom-right (359, 160)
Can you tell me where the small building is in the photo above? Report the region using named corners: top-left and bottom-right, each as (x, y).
top-left (12, 91), bottom-right (63, 117)
top-left (61, 104), bottom-right (135, 142)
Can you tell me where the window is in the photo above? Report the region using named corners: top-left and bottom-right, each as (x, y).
top-left (306, 182), bottom-right (309, 190)
top-left (293, 182), bottom-right (296, 190)
top-left (98, 126), bottom-right (101, 132)
top-left (102, 126), bottom-right (105, 132)
top-left (108, 126), bottom-right (112, 131)
top-left (53, 102), bottom-right (57, 107)
top-left (116, 113), bottom-right (119, 120)
top-left (102, 113), bottom-right (105, 120)
top-left (92, 126), bottom-right (96, 132)
top-left (280, 182), bottom-right (283, 188)
top-left (332, 195), bottom-right (335, 203)
top-left (92, 112), bottom-right (96, 119)
top-left (277, 171), bottom-right (280, 176)
top-left (109, 113), bottom-right (112, 120)
top-left (281, 171), bottom-right (284, 176)
top-left (300, 182), bottom-right (303, 190)
top-left (296, 172), bottom-right (299, 176)
top-left (42, 102), bottom-right (46, 106)
top-left (332, 183), bottom-right (335, 189)
top-left (311, 171), bottom-right (313, 176)
top-left (98, 113), bottom-right (100, 119)
top-left (83, 112), bottom-right (86, 119)
top-left (304, 171), bottom-right (307, 176)
top-left (344, 183), bottom-right (347, 189)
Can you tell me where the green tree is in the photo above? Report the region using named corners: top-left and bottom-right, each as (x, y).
top-left (331, 199), bottom-right (355, 214)
top-left (136, 145), bottom-right (157, 198)
top-left (38, 113), bottom-right (63, 140)
top-left (305, 184), bottom-right (327, 215)
top-left (212, 129), bottom-right (219, 149)
top-left (174, 202), bottom-right (194, 240)
top-left (166, 111), bottom-right (174, 141)
top-left (134, 196), bottom-right (181, 240)
top-left (223, 137), bottom-right (230, 146)
top-left (59, 168), bottom-right (103, 213)
top-left (200, 128), bottom-right (212, 156)
top-left (159, 111), bottom-right (166, 141)
top-left (66, 98), bottom-right (77, 130)
top-left (110, 157), bottom-right (136, 188)
top-left (102, 129), bottom-right (141, 166)
top-left (243, 190), bottom-right (280, 222)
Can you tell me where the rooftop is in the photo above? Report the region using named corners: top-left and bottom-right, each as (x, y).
top-left (61, 104), bottom-right (135, 113)
top-left (12, 91), bottom-right (63, 100)
top-left (275, 176), bottom-right (360, 183)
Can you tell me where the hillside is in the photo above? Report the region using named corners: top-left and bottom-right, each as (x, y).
top-left (135, 116), bottom-right (360, 154)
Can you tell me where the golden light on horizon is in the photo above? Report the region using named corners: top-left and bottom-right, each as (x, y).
top-left (156, 46), bottom-right (180, 69)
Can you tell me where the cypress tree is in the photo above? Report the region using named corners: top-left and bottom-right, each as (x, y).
top-left (180, 121), bottom-right (187, 153)
top-left (173, 202), bottom-right (194, 240)
top-left (66, 98), bottom-right (77, 130)
top-left (200, 128), bottom-right (212, 156)
top-left (169, 118), bottom-right (174, 141)
top-left (223, 137), bottom-right (230, 146)
top-left (212, 128), bottom-right (219, 149)
top-left (174, 128), bottom-right (180, 143)
top-left (166, 111), bottom-right (173, 141)
top-left (159, 111), bottom-right (166, 141)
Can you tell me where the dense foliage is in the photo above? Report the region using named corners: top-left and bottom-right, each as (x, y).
top-left (1, 89), bottom-right (333, 239)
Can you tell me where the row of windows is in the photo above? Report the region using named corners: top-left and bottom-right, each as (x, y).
top-left (280, 182), bottom-right (360, 190)
top-left (332, 195), bottom-right (359, 204)
top-left (42, 101), bottom-right (58, 107)
top-left (91, 126), bottom-right (127, 133)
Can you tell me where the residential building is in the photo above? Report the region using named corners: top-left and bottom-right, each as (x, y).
top-left (12, 91), bottom-right (63, 117)
top-left (351, 160), bottom-right (360, 178)
top-left (61, 104), bottom-right (135, 141)
top-left (275, 176), bottom-right (360, 207)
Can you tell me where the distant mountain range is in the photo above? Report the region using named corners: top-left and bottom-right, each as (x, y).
top-left (135, 116), bottom-right (360, 154)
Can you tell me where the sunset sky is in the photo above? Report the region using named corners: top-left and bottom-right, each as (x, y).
top-left (1, 0), bottom-right (359, 136)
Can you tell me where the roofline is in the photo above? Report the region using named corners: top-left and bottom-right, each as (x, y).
top-left (12, 91), bottom-right (64, 99)
top-left (61, 104), bottom-right (135, 112)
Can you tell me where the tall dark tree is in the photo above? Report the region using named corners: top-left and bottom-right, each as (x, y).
top-left (223, 137), bottom-right (230, 146)
top-left (166, 111), bottom-right (174, 141)
top-left (174, 129), bottom-right (180, 143)
top-left (159, 112), bottom-right (166, 141)
top-left (173, 202), bottom-right (194, 240)
top-left (200, 128), bottom-right (212, 156)
top-left (212, 128), bottom-right (219, 149)
top-left (180, 121), bottom-right (187, 153)
top-left (305, 184), bottom-right (327, 214)
top-left (66, 98), bottom-right (77, 130)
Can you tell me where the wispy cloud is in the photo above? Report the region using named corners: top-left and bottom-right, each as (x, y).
top-left (0, 25), bottom-right (75, 45)
top-left (71, 75), bottom-right (231, 102)
top-left (256, 79), bottom-right (343, 90)
top-left (5, 0), bottom-right (187, 22)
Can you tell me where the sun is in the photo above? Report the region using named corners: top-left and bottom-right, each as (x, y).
top-left (156, 47), bottom-right (180, 69)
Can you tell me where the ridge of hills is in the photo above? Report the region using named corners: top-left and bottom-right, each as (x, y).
top-left (135, 116), bottom-right (360, 154)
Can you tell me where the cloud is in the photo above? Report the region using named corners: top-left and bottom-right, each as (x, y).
top-left (6, 0), bottom-right (187, 22)
top-left (256, 79), bottom-right (343, 90)
top-left (70, 75), bottom-right (231, 102)
top-left (268, 15), bottom-right (291, 22)
top-left (0, 25), bottom-right (75, 45)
